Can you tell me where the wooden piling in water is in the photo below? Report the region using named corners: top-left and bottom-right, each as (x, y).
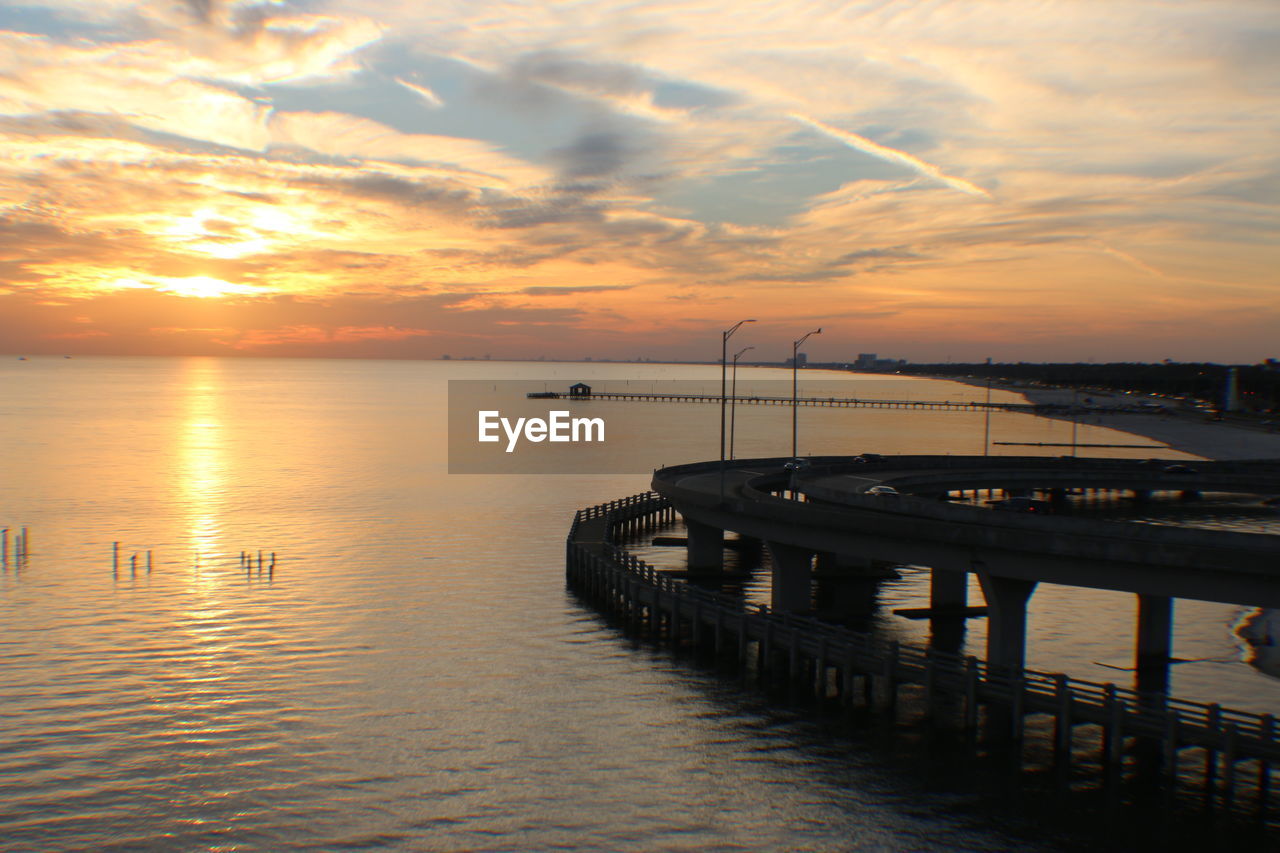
top-left (1205, 704), bottom-right (1222, 810)
top-left (882, 641), bottom-right (900, 716)
top-left (1223, 724), bottom-right (1239, 815)
top-left (1103, 685), bottom-right (1125, 814)
top-left (1053, 674), bottom-right (1073, 777)
top-left (1259, 714), bottom-right (1274, 820)
top-left (1163, 709), bottom-right (1181, 814)
top-left (964, 657), bottom-right (980, 733)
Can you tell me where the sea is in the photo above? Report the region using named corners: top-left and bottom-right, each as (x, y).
top-left (1, 356), bottom-right (1276, 851)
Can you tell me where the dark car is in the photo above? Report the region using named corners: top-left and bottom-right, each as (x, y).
top-left (989, 497), bottom-right (1053, 514)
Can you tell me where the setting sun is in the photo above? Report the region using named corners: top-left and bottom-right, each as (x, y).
top-left (158, 276), bottom-right (265, 299)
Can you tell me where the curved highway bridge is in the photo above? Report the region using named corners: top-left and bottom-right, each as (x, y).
top-left (651, 455), bottom-right (1280, 684)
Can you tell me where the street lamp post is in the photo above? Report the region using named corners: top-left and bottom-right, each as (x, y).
top-left (720, 319), bottom-right (755, 499)
top-left (982, 373), bottom-right (993, 456)
top-left (729, 345), bottom-right (753, 460)
top-left (1071, 387), bottom-right (1080, 457)
top-left (791, 328), bottom-right (821, 458)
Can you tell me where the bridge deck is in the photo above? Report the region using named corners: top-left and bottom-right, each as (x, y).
top-left (655, 455), bottom-right (1280, 606)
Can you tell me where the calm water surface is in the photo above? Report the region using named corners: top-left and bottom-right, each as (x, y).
top-left (0, 356), bottom-right (1274, 851)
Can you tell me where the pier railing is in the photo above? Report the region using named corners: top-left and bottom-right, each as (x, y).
top-left (567, 491), bottom-right (1279, 822)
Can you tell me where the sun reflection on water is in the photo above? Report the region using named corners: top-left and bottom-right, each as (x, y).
top-left (180, 358), bottom-right (227, 566)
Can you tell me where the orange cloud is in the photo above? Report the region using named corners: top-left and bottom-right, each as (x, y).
top-left (332, 325), bottom-right (434, 343)
top-left (220, 324), bottom-right (431, 350)
top-left (42, 329), bottom-right (108, 339)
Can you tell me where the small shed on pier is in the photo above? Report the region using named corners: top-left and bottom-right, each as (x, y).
top-left (569, 382), bottom-right (592, 398)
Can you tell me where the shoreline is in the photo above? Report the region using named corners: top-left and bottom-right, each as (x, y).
top-left (940, 377), bottom-right (1280, 461)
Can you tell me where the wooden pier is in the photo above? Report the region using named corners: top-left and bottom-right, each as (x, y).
top-left (536, 389), bottom-right (1159, 415)
top-left (567, 492), bottom-right (1280, 829)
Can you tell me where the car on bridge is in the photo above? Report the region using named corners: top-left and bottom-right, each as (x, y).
top-left (989, 497), bottom-right (1053, 514)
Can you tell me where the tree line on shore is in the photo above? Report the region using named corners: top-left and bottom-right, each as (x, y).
top-left (894, 362), bottom-right (1280, 414)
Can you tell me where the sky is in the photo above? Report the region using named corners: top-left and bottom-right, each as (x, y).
top-left (0, 0), bottom-right (1277, 364)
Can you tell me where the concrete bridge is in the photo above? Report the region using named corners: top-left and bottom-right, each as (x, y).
top-left (651, 455), bottom-right (1280, 693)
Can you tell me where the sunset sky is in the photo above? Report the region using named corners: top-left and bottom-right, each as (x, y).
top-left (1, 0), bottom-right (1276, 363)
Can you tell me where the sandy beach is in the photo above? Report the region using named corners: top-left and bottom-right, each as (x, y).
top-left (995, 383), bottom-right (1280, 461)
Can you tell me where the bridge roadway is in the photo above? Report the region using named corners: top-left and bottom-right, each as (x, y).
top-left (651, 454), bottom-right (1280, 690)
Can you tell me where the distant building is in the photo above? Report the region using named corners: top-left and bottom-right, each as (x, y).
top-left (1224, 367), bottom-right (1241, 412)
top-left (850, 353), bottom-right (906, 373)
top-left (569, 383), bottom-right (592, 398)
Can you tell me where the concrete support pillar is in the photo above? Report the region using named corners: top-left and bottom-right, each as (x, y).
top-left (733, 534), bottom-right (764, 565)
top-left (685, 518), bottom-right (724, 572)
top-left (930, 568), bottom-right (968, 611)
top-left (814, 577), bottom-right (879, 621)
top-left (816, 552), bottom-right (857, 572)
top-left (976, 569), bottom-right (1037, 672)
top-left (929, 568), bottom-right (970, 655)
top-left (1135, 593), bottom-right (1174, 696)
top-left (767, 542), bottom-right (813, 613)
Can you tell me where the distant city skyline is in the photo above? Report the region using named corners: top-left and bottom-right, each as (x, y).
top-left (1, 1), bottom-right (1277, 362)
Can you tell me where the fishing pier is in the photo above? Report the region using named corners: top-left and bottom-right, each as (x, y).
top-left (532, 387), bottom-right (1158, 416)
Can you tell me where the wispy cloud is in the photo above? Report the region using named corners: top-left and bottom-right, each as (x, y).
top-left (789, 113), bottom-right (991, 200)
top-left (394, 77), bottom-right (445, 108)
top-left (1100, 245), bottom-right (1166, 279)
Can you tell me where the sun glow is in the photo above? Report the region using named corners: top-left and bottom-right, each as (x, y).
top-left (98, 273), bottom-right (271, 300)
top-left (159, 276), bottom-right (262, 299)
top-left (162, 206), bottom-right (310, 259)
